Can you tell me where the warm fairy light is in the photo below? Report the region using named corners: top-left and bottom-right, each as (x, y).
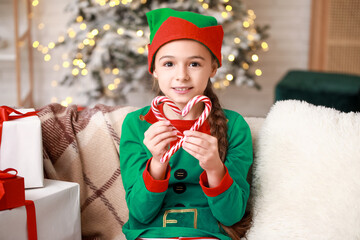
top-left (91, 29), bottom-right (99, 36)
top-left (76, 16), bottom-right (83, 23)
top-left (103, 24), bottom-right (110, 31)
top-left (63, 61), bottom-right (70, 68)
top-left (38, 23), bottom-right (45, 30)
top-left (99, 0), bottom-right (106, 6)
top-left (108, 83), bottom-right (115, 90)
top-left (44, 54), bottom-right (51, 61)
top-left (223, 80), bottom-right (230, 87)
top-left (114, 0), bottom-right (120, 5)
top-left (213, 82), bottom-right (221, 89)
top-left (255, 69), bottom-right (262, 76)
top-left (87, 32), bottom-right (94, 39)
top-left (72, 68), bottom-right (80, 76)
top-left (234, 37), bottom-right (241, 44)
top-left (32, 41), bottom-right (39, 48)
top-left (248, 9), bottom-right (255, 16)
top-left (32, 0), bottom-right (39, 7)
top-left (48, 42), bottom-right (55, 49)
top-left (261, 42), bottom-right (269, 51)
top-left (78, 43), bottom-right (85, 49)
top-left (136, 30), bottom-right (144, 37)
top-left (51, 80), bottom-right (58, 87)
top-left (228, 54), bottom-right (235, 62)
top-left (89, 39), bottom-right (96, 46)
top-left (58, 36), bottom-right (65, 43)
top-left (117, 28), bottom-right (124, 35)
top-left (138, 47), bottom-right (145, 54)
top-left (226, 74), bottom-right (234, 81)
top-left (222, 12), bottom-right (229, 18)
top-left (42, 47), bottom-right (49, 54)
top-left (62, 53), bottom-right (68, 60)
top-left (251, 54), bottom-right (259, 62)
top-left (198, 0), bottom-right (204, 2)
top-left (243, 21), bottom-right (250, 28)
top-left (114, 78), bottom-right (121, 84)
top-left (37, 45), bottom-right (43, 51)
top-left (81, 69), bottom-right (88, 75)
top-left (223, 0), bottom-right (229, 2)
top-left (109, 0), bottom-right (116, 7)
top-left (121, 0), bottom-right (128, 5)
top-left (112, 68), bottom-right (120, 75)
top-left (226, 5), bottom-right (232, 11)
top-left (247, 35), bottom-right (254, 41)
top-left (242, 62), bottom-right (249, 70)
top-left (105, 68), bottom-right (111, 74)
top-left (83, 39), bottom-right (90, 45)
top-left (79, 62), bottom-right (87, 69)
top-left (66, 97), bottom-right (73, 104)
top-left (202, 3), bottom-right (209, 9)
top-left (61, 100), bottom-right (69, 107)
top-left (68, 30), bottom-right (76, 38)
top-left (141, 0), bottom-right (147, 3)
top-left (76, 53), bottom-right (83, 59)
top-left (80, 23), bottom-right (87, 30)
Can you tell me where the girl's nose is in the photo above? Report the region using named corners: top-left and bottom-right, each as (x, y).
top-left (176, 65), bottom-right (189, 81)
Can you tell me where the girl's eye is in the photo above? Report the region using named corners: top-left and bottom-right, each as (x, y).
top-left (164, 62), bottom-right (173, 67)
top-left (190, 62), bottom-right (200, 67)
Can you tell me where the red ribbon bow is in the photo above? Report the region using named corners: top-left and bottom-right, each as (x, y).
top-left (0, 106), bottom-right (39, 146)
top-left (0, 168), bottom-right (18, 200)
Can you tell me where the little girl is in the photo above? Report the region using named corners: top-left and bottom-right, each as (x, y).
top-left (120, 8), bottom-right (253, 240)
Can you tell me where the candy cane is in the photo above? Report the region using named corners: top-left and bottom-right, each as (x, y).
top-left (151, 95), bottom-right (212, 163)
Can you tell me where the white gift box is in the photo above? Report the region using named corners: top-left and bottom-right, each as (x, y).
top-left (0, 179), bottom-right (81, 240)
top-left (0, 108), bottom-right (44, 188)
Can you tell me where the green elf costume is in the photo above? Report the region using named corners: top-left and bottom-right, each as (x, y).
top-left (120, 8), bottom-right (253, 240)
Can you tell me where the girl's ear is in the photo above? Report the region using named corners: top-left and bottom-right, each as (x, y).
top-left (153, 70), bottom-right (158, 78)
top-left (210, 61), bottom-right (218, 78)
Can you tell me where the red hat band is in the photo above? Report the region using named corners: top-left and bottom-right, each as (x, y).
top-left (147, 17), bottom-right (224, 73)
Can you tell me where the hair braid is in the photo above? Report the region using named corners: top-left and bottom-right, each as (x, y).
top-left (204, 80), bottom-right (252, 240)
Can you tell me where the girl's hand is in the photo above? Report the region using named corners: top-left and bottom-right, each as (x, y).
top-left (182, 130), bottom-right (225, 187)
top-left (143, 121), bottom-right (177, 179)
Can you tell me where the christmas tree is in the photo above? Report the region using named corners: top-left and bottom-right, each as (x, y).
top-left (46, 0), bottom-right (269, 104)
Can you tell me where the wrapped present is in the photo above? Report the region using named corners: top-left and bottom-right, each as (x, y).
top-left (0, 168), bottom-right (25, 210)
top-left (0, 106), bottom-right (44, 189)
top-left (0, 179), bottom-right (81, 240)
top-left (0, 168), bottom-right (37, 240)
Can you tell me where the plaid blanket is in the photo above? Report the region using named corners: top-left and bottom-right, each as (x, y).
top-left (37, 103), bottom-right (138, 240)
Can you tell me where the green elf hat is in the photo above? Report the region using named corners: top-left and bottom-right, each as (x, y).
top-left (146, 8), bottom-right (224, 74)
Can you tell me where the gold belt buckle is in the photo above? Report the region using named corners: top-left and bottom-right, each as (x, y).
top-left (163, 208), bottom-right (198, 228)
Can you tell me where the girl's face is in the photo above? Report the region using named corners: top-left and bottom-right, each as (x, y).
top-left (153, 39), bottom-right (217, 109)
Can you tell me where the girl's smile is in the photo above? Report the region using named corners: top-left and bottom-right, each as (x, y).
top-left (153, 40), bottom-right (217, 113)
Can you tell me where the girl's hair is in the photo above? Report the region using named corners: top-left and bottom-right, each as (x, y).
top-left (203, 81), bottom-right (252, 239)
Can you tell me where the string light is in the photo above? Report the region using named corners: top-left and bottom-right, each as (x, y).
top-left (32, 41), bottom-right (39, 48)
top-left (243, 21), bottom-right (250, 28)
top-left (108, 83), bottom-right (115, 90)
top-left (225, 5), bottom-right (232, 11)
top-left (48, 42), bottom-right (55, 49)
top-left (242, 62), bottom-right (249, 70)
top-left (76, 16), bottom-right (83, 23)
top-left (81, 69), bottom-right (88, 76)
top-left (221, 12), bottom-right (229, 19)
top-left (234, 37), bottom-right (241, 44)
top-left (117, 28), bottom-right (124, 35)
top-left (105, 68), bottom-right (111, 74)
top-left (251, 54), bottom-right (259, 62)
top-left (58, 36), bottom-right (65, 43)
top-left (44, 54), bottom-right (51, 61)
top-left (32, 0), bottom-right (39, 7)
top-left (62, 61), bottom-right (70, 68)
top-left (255, 69), bottom-right (262, 76)
top-left (223, 80), bottom-right (230, 87)
top-left (136, 30), bottom-right (144, 37)
top-left (202, 3), bottom-right (209, 9)
top-left (138, 47), bottom-right (145, 54)
top-left (38, 23), bottom-right (45, 30)
top-left (141, 0), bottom-right (147, 4)
top-left (72, 68), bottom-right (80, 76)
top-left (53, 65), bottom-right (60, 71)
top-left (112, 68), bottom-right (120, 75)
top-left (228, 54), bottom-right (235, 62)
top-left (80, 23), bottom-right (87, 30)
top-left (103, 24), bottom-right (110, 31)
top-left (226, 74), bottom-right (234, 81)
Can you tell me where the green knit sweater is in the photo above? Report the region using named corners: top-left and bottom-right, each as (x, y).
top-left (120, 106), bottom-right (253, 240)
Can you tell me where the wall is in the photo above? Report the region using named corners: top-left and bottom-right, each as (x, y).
top-left (0, 0), bottom-right (311, 117)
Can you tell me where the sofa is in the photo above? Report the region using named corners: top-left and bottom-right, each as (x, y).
top-left (37, 100), bottom-right (360, 240)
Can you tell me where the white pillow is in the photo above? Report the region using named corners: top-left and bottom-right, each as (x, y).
top-left (246, 100), bottom-right (360, 240)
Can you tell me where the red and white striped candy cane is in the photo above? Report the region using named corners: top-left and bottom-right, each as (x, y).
top-left (151, 95), bottom-right (212, 163)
